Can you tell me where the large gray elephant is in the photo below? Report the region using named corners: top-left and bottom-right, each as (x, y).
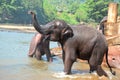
top-left (29, 11), bottom-right (115, 77)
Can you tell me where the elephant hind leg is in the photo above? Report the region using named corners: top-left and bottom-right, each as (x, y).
top-left (89, 47), bottom-right (98, 73)
top-left (96, 50), bottom-right (108, 77)
top-left (89, 55), bottom-right (108, 77)
top-left (35, 50), bottom-right (42, 60)
top-left (35, 44), bottom-right (44, 60)
top-left (96, 65), bottom-right (108, 77)
top-left (89, 47), bottom-right (108, 77)
top-left (89, 54), bottom-right (97, 73)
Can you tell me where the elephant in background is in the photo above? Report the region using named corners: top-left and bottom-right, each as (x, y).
top-left (29, 11), bottom-right (115, 77)
top-left (28, 32), bottom-right (41, 57)
top-left (98, 16), bottom-right (107, 34)
top-left (28, 32), bottom-right (52, 62)
top-left (98, 16), bottom-right (120, 69)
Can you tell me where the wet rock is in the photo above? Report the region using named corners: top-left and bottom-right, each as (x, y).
top-left (50, 47), bottom-right (62, 58)
top-left (103, 45), bottom-right (120, 69)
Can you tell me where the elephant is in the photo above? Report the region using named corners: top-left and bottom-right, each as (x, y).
top-left (28, 32), bottom-right (42, 58)
top-left (98, 16), bottom-right (120, 69)
top-left (29, 11), bottom-right (115, 77)
top-left (98, 16), bottom-right (107, 34)
top-left (28, 32), bottom-right (52, 62)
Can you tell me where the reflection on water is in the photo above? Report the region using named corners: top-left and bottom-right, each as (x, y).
top-left (0, 29), bottom-right (120, 80)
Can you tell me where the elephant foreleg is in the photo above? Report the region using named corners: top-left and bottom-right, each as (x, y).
top-left (62, 50), bottom-right (65, 64)
top-left (35, 44), bottom-right (43, 60)
top-left (43, 40), bottom-right (52, 62)
top-left (64, 48), bottom-right (76, 74)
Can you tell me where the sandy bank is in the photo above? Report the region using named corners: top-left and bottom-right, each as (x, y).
top-left (0, 24), bottom-right (36, 33)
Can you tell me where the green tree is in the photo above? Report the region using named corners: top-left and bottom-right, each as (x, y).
top-left (0, 0), bottom-right (20, 23)
top-left (14, 0), bottom-right (46, 24)
top-left (0, 0), bottom-right (119, 24)
top-left (85, 0), bottom-right (114, 23)
top-left (118, 2), bottom-right (120, 15)
top-left (43, 0), bottom-right (84, 24)
top-left (75, 3), bottom-right (88, 22)
top-left (0, 0), bottom-right (48, 24)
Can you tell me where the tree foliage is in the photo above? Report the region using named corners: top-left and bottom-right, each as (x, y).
top-left (0, 0), bottom-right (119, 24)
top-left (85, 0), bottom-right (115, 23)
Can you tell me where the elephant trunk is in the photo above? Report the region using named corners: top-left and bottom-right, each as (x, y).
top-left (28, 11), bottom-right (49, 35)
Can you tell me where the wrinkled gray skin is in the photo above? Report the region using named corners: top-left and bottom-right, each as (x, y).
top-left (29, 11), bottom-right (115, 77)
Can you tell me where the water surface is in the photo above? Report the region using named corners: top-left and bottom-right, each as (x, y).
top-left (0, 29), bottom-right (120, 80)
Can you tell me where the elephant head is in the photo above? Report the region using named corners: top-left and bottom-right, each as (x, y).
top-left (28, 11), bottom-right (73, 43)
top-left (98, 16), bottom-right (107, 35)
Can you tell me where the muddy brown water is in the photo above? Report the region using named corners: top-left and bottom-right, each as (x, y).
top-left (0, 29), bottom-right (120, 80)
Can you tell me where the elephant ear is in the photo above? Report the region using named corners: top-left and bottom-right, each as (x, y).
top-left (61, 26), bottom-right (73, 40)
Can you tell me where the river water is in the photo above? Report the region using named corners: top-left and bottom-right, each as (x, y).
top-left (0, 29), bottom-right (120, 80)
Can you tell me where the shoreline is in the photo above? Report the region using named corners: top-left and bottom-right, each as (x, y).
top-left (0, 24), bottom-right (36, 33)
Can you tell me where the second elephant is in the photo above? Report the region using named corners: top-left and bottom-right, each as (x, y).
top-left (28, 32), bottom-right (52, 62)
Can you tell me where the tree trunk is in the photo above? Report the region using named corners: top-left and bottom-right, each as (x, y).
top-left (105, 2), bottom-right (118, 36)
top-left (107, 3), bottom-right (118, 23)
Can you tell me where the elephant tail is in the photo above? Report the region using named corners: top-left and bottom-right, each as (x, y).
top-left (105, 48), bottom-right (116, 75)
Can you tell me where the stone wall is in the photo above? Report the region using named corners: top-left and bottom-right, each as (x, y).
top-left (105, 17), bottom-right (120, 46)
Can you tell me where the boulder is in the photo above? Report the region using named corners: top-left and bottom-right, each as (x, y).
top-left (103, 45), bottom-right (120, 69)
